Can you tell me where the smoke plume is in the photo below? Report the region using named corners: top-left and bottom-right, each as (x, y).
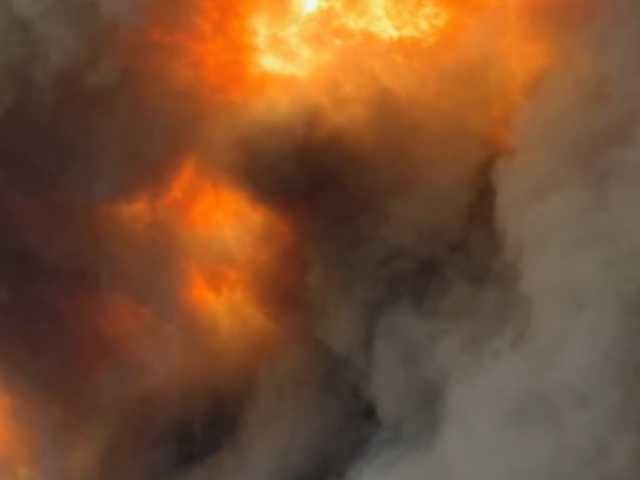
top-left (0, 0), bottom-right (639, 479)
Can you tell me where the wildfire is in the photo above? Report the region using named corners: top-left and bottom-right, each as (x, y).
top-left (145, 0), bottom-right (460, 99)
top-left (184, 267), bottom-right (273, 342)
top-left (125, 0), bottom-right (558, 355)
top-left (250, 0), bottom-right (451, 78)
top-left (110, 158), bottom-right (289, 357)
top-left (0, 387), bottom-right (31, 479)
top-left (144, 0), bottom-right (554, 119)
top-left (302, 0), bottom-right (320, 14)
top-left (0, 392), bottom-right (16, 461)
top-left (111, 0), bottom-right (558, 366)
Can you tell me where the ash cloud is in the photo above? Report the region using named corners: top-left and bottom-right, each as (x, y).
top-left (0, 0), bottom-right (639, 480)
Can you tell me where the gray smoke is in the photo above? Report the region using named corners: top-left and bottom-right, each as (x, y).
top-left (0, 0), bottom-right (640, 479)
top-left (344, 2), bottom-right (640, 480)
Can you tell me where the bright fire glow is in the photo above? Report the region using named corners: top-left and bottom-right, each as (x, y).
top-left (145, 0), bottom-right (553, 108)
top-left (250, 0), bottom-right (451, 78)
top-left (110, 158), bottom-right (288, 354)
top-left (0, 387), bottom-right (32, 479)
top-left (0, 392), bottom-right (17, 461)
top-left (302, 0), bottom-right (320, 14)
top-left (145, 0), bottom-right (463, 99)
top-left (133, 0), bottom-right (556, 350)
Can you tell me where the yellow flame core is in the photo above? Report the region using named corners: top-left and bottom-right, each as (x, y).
top-left (251, 0), bottom-right (450, 78)
top-left (0, 388), bottom-right (32, 478)
top-left (147, 0), bottom-right (553, 105)
top-left (301, 0), bottom-right (320, 14)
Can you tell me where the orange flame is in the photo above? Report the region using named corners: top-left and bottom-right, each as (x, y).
top-left (248, 0), bottom-right (451, 79)
top-left (144, 0), bottom-right (460, 100)
top-left (184, 267), bottom-right (273, 340)
top-left (0, 392), bottom-right (17, 461)
top-left (143, 0), bottom-right (555, 119)
top-left (112, 1), bottom-right (559, 361)
top-left (110, 157), bottom-right (289, 359)
top-left (0, 387), bottom-right (32, 479)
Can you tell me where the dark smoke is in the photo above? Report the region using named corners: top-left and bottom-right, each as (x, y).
top-left (1, 0), bottom-right (640, 479)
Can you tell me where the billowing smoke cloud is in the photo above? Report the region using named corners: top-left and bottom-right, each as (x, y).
top-left (342, 2), bottom-right (640, 480)
top-left (0, 0), bottom-right (639, 479)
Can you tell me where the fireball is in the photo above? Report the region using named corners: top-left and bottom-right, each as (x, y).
top-left (145, 0), bottom-right (552, 105)
top-left (0, 386), bottom-right (32, 479)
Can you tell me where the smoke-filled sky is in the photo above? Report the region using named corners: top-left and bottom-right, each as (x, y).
top-left (0, 0), bottom-right (639, 479)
